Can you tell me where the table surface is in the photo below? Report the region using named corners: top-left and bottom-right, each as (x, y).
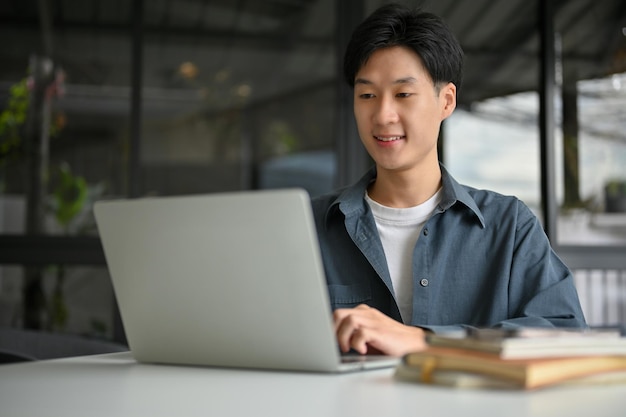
top-left (2, 352), bottom-right (626, 417)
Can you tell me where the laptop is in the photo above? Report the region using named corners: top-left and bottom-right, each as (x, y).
top-left (93, 188), bottom-right (399, 372)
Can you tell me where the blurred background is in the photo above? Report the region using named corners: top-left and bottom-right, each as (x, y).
top-left (0, 0), bottom-right (625, 354)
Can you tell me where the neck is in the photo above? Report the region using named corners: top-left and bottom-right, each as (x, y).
top-left (368, 163), bottom-right (442, 208)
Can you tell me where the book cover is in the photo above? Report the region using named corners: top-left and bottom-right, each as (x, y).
top-left (395, 346), bottom-right (626, 390)
top-left (426, 328), bottom-right (626, 359)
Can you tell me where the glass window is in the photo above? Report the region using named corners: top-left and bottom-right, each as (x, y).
top-left (0, 25), bottom-right (132, 238)
top-left (444, 1), bottom-right (626, 247)
top-left (557, 72), bottom-right (626, 245)
top-left (442, 2), bottom-right (541, 211)
top-left (446, 93), bottom-right (541, 212)
top-left (139, 1), bottom-right (336, 198)
top-left (0, 0), bottom-right (337, 341)
top-left (0, 265), bottom-right (116, 338)
top-left (555, 0), bottom-right (626, 245)
top-left (0, 1), bottom-right (337, 237)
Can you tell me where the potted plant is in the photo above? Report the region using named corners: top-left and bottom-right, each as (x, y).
top-left (604, 179), bottom-right (626, 213)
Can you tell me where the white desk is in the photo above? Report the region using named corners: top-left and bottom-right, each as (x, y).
top-left (1, 352), bottom-right (626, 417)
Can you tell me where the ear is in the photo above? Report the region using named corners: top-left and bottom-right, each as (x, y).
top-left (439, 82), bottom-right (457, 121)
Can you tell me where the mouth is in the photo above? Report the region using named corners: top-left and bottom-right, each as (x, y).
top-left (374, 135), bottom-right (404, 142)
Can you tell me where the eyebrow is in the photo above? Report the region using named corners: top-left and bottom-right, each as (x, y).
top-left (354, 77), bottom-right (418, 86)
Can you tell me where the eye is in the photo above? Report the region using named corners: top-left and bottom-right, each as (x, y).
top-left (358, 93), bottom-right (375, 99)
top-left (396, 92), bottom-right (412, 98)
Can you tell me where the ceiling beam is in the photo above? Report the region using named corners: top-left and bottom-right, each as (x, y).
top-left (0, 17), bottom-right (330, 49)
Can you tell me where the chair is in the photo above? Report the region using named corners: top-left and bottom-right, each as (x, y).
top-left (0, 327), bottom-right (128, 364)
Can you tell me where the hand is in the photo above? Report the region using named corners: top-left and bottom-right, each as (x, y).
top-left (333, 304), bottom-right (427, 357)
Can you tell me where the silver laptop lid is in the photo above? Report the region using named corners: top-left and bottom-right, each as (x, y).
top-left (94, 189), bottom-right (347, 372)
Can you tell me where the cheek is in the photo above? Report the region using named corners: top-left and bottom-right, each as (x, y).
top-left (353, 106), bottom-right (370, 128)
top-left (404, 107), bottom-right (439, 136)
top-left (353, 100), bottom-right (366, 115)
top-left (412, 102), bottom-right (441, 124)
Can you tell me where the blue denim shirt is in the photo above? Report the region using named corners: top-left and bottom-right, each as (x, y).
top-left (311, 165), bottom-right (586, 333)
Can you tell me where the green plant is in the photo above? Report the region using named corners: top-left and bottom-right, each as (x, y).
top-left (0, 78), bottom-right (29, 166)
top-left (1, 78), bottom-right (64, 164)
top-left (46, 163), bottom-right (88, 330)
top-left (52, 163), bottom-right (88, 231)
top-left (1, 75), bottom-right (89, 331)
top-left (605, 179), bottom-right (626, 198)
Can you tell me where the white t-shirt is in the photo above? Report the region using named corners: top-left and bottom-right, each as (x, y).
top-left (365, 189), bottom-right (442, 323)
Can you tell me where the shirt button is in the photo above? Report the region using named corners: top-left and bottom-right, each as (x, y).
top-left (423, 228), bottom-right (429, 236)
top-left (420, 278), bottom-right (429, 287)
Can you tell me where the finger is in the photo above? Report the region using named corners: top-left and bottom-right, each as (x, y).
top-left (332, 308), bottom-right (349, 328)
top-left (334, 312), bottom-right (359, 353)
top-left (347, 327), bottom-right (371, 355)
top-left (333, 305), bottom-right (375, 327)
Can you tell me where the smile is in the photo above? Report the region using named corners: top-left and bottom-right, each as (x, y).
top-left (375, 136), bottom-right (404, 142)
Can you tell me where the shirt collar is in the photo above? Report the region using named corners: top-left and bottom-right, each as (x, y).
top-left (439, 164), bottom-right (486, 228)
top-left (325, 164), bottom-right (486, 228)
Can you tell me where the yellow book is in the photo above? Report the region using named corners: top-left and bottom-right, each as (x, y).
top-left (395, 346), bottom-right (626, 390)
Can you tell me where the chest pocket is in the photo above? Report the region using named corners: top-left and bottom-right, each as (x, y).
top-left (327, 283), bottom-right (372, 309)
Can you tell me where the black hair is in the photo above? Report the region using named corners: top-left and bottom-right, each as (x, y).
top-left (343, 3), bottom-right (464, 91)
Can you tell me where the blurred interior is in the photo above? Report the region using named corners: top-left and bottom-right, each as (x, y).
top-left (0, 0), bottom-right (625, 356)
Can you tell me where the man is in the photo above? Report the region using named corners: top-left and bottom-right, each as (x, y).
top-left (311, 3), bottom-right (586, 357)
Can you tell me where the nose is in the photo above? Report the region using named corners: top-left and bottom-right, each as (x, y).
top-left (372, 95), bottom-right (399, 125)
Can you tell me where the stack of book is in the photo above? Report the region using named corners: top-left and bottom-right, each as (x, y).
top-left (395, 328), bottom-right (626, 390)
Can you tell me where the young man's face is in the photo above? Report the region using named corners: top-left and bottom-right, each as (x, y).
top-left (353, 46), bottom-right (456, 175)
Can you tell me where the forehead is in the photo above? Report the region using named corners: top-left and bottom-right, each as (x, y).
top-left (355, 46), bottom-right (431, 84)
